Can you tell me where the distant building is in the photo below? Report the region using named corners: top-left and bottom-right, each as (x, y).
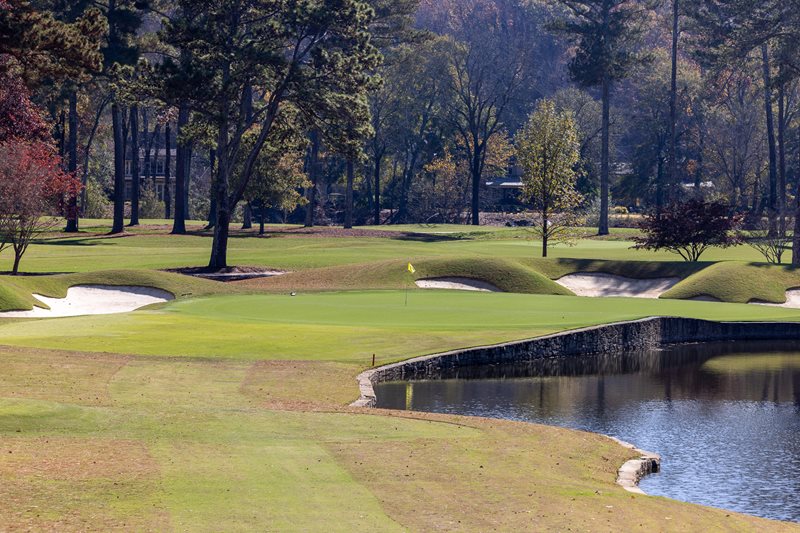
top-left (682, 181), bottom-right (715, 190)
top-left (485, 164), bottom-right (524, 211)
top-left (125, 148), bottom-right (176, 202)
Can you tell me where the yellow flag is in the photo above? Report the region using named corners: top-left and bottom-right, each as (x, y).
top-left (407, 262), bottom-right (416, 274)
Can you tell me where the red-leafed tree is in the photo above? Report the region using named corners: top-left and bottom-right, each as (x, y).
top-left (0, 68), bottom-right (50, 144)
top-left (0, 140), bottom-right (81, 274)
top-left (633, 199), bottom-right (743, 262)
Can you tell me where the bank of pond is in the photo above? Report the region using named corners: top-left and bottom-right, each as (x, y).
top-left (375, 341), bottom-right (800, 523)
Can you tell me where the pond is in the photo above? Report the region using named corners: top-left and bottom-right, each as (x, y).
top-left (374, 341), bottom-right (800, 522)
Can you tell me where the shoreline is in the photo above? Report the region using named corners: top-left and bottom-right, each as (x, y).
top-left (352, 316), bottom-right (800, 493)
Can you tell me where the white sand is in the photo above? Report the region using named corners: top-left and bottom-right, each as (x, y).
top-left (415, 277), bottom-right (501, 292)
top-left (0, 285), bottom-right (174, 318)
top-left (556, 273), bottom-right (680, 299)
top-left (751, 289), bottom-right (800, 309)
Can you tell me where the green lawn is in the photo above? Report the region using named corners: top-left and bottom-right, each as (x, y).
top-left (3, 225), bottom-right (800, 531)
top-left (6, 228), bottom-right (777, 274)
top-left (2, 290), bottom-right (799, 531)
top-left (2, 291), bottom-right (799, 364)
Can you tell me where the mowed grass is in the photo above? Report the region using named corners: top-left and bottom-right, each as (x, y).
top-left (4, 228), bottom-right (777, 274)
top-left (3, 226), bottom-right (800, 530)
top-left (2, 291), bottom-right (800, 364)
top-left (1, 344), bottom-right (795, 532)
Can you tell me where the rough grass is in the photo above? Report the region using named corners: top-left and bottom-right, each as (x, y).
top-left (663, 262), bottom-right (800, 303)
top-left (241, 257), bottom-right (573, 295)
top-left (0, 345), bottom-right (795, 532)
top-left (0, 269), bottom-right (233, 312)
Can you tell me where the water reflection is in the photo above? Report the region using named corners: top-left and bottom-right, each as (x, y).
top-left (375, 341), bottom-right (800, 522)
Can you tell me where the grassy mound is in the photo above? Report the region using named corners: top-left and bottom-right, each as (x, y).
top-left (522, 258), bottom-right (709, 280)
top-left (0, 269), bottom-right (231, 312)
top-left (662, 262), bottom-right (800, 304)
top-left (236, 257), bottom-right (574, 295)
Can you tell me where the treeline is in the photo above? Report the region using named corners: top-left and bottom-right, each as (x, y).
top-left (2, 0), bottom-right (800, 268)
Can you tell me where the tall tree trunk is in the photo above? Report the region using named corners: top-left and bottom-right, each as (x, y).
top-left (668, 0), bottom-right (680, 199)
top-left (305, 131), bottom-right (320, 227)
top-left (207, 148), bottom-right (217, 229)
top-left (239, 84), bottom-right (254, 231)
top-left (761, 43), bottom-right (778, 235)
top-left (599, 74), bottom-right (611, 235)
top-left (111, 102), bottom-right (126, 234)
top-left (373, 152), bottom-right (382, 225)
top-left (80, 96), bottom-right (109, 216)
top-left (695, 107), bottom-right (705, 194)
top-left (209, 107), bottom-right (230, 270)
top-left (164, 121), bottom-right (172, 219)
top-left (794, 127), bottom-right (800, 266)
top-left (242, 202), bottom-right (252, 229)
top-left (150, 132), bottom-right (159, 188)
top-left (172, 104), bottom-right (189, 234)
top-left (128, 106), bottom-right (140, 226)
top-left (57, 109), bottom-right (66, 160)
top-left (470, 138), bottom-right (481, 226)
top-left (259, 201), bottom-right (266, 235)
top-left (778, 80), bottom-right (787, 233)
top-left (542, 207), bottom-right (548, 258)
top-left (183, 144), bottom-right (192, 221)
top-left (344, 158), bottom-right (354, 229)
top-left (65, 89), bottom-right (80, 232)
top-left (142, 109), bottom-right (151, 190)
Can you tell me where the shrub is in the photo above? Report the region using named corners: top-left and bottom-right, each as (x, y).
top-left (139, 184), bottom-right (165, 220)
top-left (633, 199), bottom-right (742, 262)
top-left (82, 179), bottom-right (112, 219)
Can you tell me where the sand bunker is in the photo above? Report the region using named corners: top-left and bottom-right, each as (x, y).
top-left (0, 285), bottom-right (174, 318)
top-left (415, 277), bottom-right (501, 292)
top-left (751, 290), bottom-right (800, 309)
top-left (556, 273), bottom-right (680, 299)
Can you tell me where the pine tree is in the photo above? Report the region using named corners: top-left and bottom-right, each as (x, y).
top-left (150, 0), bottom-right (379, 269)
top-left (553, 0), bottom-right (657, 235)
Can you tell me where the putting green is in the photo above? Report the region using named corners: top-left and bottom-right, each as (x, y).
top-left (2, 291), bottom-right (799, 363)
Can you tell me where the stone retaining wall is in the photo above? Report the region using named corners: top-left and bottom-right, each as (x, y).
top-left (353, 317), bottom-right (800, 407)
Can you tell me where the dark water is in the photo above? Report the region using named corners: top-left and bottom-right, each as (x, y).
top-left (374, 341), bottom-right (800, 522)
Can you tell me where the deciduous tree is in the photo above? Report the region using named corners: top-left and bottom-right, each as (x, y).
top-left (516, 99), bottom-right (583, 258)
top-left (153, 0), bottom-right (378, 269)
top-left (0, 140), bottom-right (81, 274)
top-left (634, 199), bottom-right (742, 261)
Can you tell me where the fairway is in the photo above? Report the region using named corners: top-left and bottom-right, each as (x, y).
top-left (11, 230), bottom-right (776, 274)
top-left (2, 287), bottom-right (798, 531)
